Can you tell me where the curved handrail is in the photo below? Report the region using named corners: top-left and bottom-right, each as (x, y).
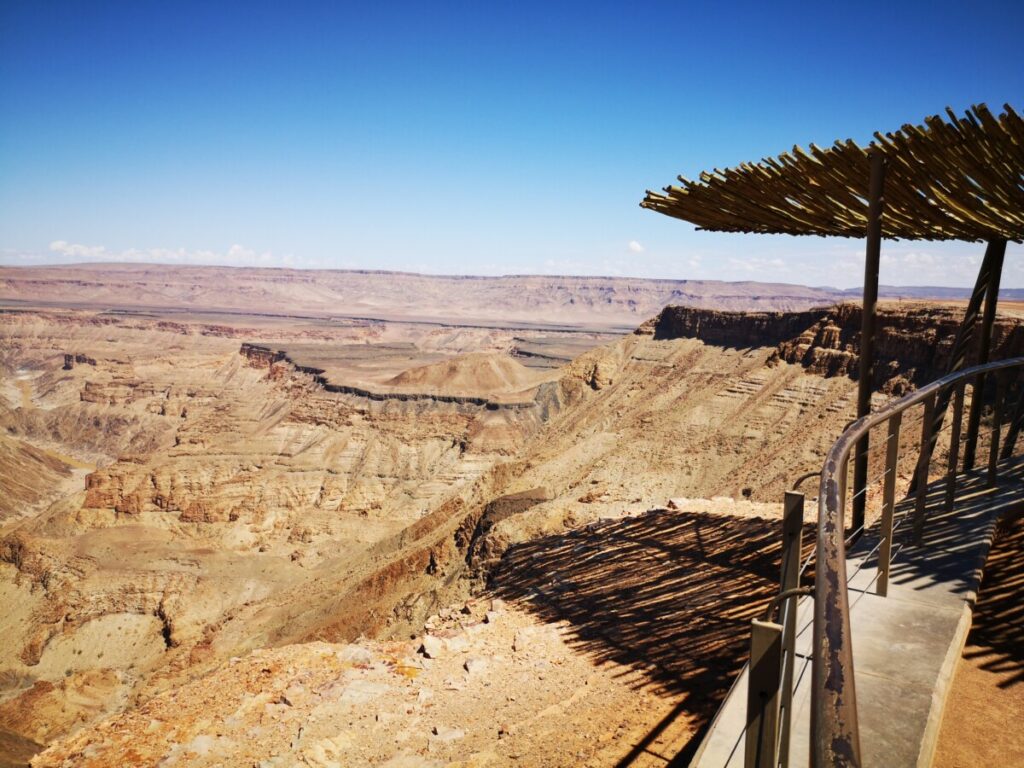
top-left (812, 355), bottom-right (1024, 767)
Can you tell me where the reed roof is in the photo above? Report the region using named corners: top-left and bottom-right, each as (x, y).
top-left (641, 104), bottom-right (1024, 242)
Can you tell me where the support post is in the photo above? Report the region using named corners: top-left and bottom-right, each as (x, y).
top-left (878, 413), bottom-right (901, 597)
top-left (945, 384), bottom-right (965, 512)
top-left (746, 619), bottom-right (783, 768)
top-left (913, 394), bottom-right (936, 543)
top-left (853, 151), bottom-right (887, 534)
top-left (964, 239), bottom-right (1007, 469)
top-left (778, 492), bottom-right (803, 766)
top-left (912, 243), bottom-right (996, 492)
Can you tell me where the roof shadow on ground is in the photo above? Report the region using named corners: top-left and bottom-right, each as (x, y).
top-left (491, 508), bottom-right (815, 721)
top-left (962, 508), bottom-right (1024, 687)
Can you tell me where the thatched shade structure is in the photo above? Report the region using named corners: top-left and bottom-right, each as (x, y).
top-left (642, 104), bottom-right (1024, 242)
top-left (641, 102), bottom-right (1020, 533)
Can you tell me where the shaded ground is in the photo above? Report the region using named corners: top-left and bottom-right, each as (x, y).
top-left (935, 511), bottom-right (1024, 768)
top-left (491, 509), bottom-right (815, 762)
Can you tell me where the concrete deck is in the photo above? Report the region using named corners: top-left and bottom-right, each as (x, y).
top-left (692, 458), bottom-right (1024, 768)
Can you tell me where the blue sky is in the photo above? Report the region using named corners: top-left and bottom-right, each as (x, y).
top-left (1, 0), bottom-right (1022, 287)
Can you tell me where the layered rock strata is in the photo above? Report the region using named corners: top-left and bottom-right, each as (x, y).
top-left (655, 303), bottom-right (1024, 394)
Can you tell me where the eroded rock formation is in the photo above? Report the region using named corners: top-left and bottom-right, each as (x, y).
top-left (656, 303), bottom-right (1024, 394)
top-left (3, 300), bottom-right (1022, 766)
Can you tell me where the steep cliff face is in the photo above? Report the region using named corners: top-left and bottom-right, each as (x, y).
top-left (651, 306), bottom-right (826, 348)
top-left (654, 304), bottom-right (1024, 394)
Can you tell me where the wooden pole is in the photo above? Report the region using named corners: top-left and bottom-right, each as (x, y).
top-left (988, 371), bottom-right (1006, 487)
top-left (853, 152), bottom-right (886, 534)
top-left (746, 620), bottom-right (783, 768)
top-left (913, 394), bottom-right (937, 543)
top-left (877, 413), bottom-right (901, 597)
top-left (945, 384), bottom-right (965, 512)
top-left (964, 239), bottom-right (1007, 469)
top-left (778, 492), bottom-right (804, 766)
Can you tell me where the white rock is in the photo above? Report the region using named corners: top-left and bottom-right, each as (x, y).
top-left (338, 679), bottom-right (391, 704)
top-left (301, 732), bottom-right (352, 768)
top-left (419, 635), bottom-right (444, 659)
top-left (513, 628), bottom-right (537, 653)
top-left (431, 725), bottom-right (466, 742)
top-left (464, 656), bottom-right (488, 675)
top-left (381, 755), bottom-right (441, 768)
top-left (489, 598), bottom-right (508, 613)
top-left (337, 645), bottom-right (374, 666)
top-left (445, 635), bottom-right (470, 653)
top-left (443, 677), bottom-right (465, 691)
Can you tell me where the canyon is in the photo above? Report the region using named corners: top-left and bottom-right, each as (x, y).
top-left (0, 267), bottom-right (1019, 767)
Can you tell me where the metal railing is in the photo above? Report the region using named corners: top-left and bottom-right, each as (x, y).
top-left (743, 356), bottom-right (1024, 768)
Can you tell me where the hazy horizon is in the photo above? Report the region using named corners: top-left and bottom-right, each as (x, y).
top-left (6, 259), bottom-right (1024, 300)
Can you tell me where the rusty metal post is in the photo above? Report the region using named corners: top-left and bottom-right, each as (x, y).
top-left (913, 394), bottom-right (937, 543)
top-left (987, 371), bottom-right (1006, 487)
top-left (813, 451), bottom-right (861, 768)
top-left (778, 492), bottom-right (803, 766)
top-left (877, 413), bottom-right (901, 597)
top-left (945, 384), bottom-right (965, 511)
top-left (964, 239), bottom-right (1007, 469)
top-left (853, 151), bottom-right (887, 535)
top-left (746, 619), bottom-right (783, 768)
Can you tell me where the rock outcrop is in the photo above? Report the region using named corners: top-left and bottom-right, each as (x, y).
top-left (651, 306), bottom-right (826, 347)
top-left (61, 353), bottom-right (96, 370)
top-left (655, 303), bottom-right (1024, 394)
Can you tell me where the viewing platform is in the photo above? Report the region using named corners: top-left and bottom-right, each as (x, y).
top-left (694, 457), bottom-right (1024, 768)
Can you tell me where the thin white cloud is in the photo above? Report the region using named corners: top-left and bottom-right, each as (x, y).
top-left (727, 255), bottom-right (786, 273)
top-left (49, 240), bottom-right (107, 259)
top-left (628, 240), bottom-right (645, 253)
top-left (33, 241), bottom-right (284, 268)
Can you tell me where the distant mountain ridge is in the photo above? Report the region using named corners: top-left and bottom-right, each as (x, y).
top-left (1, 262), bottom-right (1017, 329)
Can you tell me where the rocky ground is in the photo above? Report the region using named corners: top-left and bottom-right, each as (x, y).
top-left (0, 308), bottom-right (586, 756)
top-left (27, 599), bottom-right (695, 768)
top-left (1, 295), bottom-right (1018, 766)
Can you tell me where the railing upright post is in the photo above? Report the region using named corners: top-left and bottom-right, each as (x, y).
top-left (945, 384), bottom-right (965, 512)
top-left (1000, 376), bottom-right (1024, 461)
top-left (778, 492), bottom-right (804, 766)
top-left (812, 452), bottom-right (861, 768)
top-left (987, 371), bottom-right (1006, 487)
top-left (964, 378), bottom-right (985, 470)
top-left (840, 457), bottom-right (849, 531)
top-left (746, 619), bottom-right (783, 768)
top-left (878, 413), bottom-right (901, 597)
top-left (913, 394), bottom-right (937, 543)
